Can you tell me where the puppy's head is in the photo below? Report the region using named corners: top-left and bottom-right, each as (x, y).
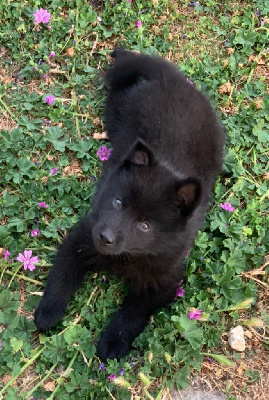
top-left (92, 140), bottom-right (201, 256)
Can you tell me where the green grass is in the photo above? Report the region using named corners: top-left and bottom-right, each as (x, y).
top-left (0, 0), bottom-right (268, 399)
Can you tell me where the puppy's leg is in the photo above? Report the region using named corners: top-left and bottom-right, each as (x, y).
top-left (35, 217), bottom-right (97, 331)
top-left (97, 284), bottom-right (178, 360)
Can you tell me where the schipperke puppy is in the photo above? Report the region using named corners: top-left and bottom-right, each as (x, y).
top-left (34, 48), bottom-right (224, 360)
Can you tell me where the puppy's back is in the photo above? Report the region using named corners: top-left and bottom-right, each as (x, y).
top-left (105, 49), bottom-right (224, 185)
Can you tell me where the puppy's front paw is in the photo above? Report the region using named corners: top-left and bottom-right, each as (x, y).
top-left (97, 326), bottom-right (132, 360)
top-left (34, 300), bottom-right (65, 331)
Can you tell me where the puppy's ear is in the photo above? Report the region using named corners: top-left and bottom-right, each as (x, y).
top-left (124, 140), bottom-right (155, 167)
top-left (176, 178), bottom-right (201, 216)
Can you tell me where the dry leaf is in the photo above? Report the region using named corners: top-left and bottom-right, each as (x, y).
top-left (66, 47), bottom-right (74, 57)
top-left (92, 117), bottom-right (102, 127)
top-left (226, 47), bottom-right (235, 55)
top-left (244, 330), bottom-right (253, 339)
top-left (92, 131), bottom-right (108, 140)
top-left (168, 33), bottom-right (174, 42)
top-left (263, 172), bottom-right (269, 180)
top-left (63, 161), bottom-right (83, 177)
top-left (254, 99), bottom-right (262, 109)
top-left (43, 381), bottom-right (56, 392)
top-left (1, 374), bottom-right (14, 386)
top-left (219, 81), bottom-right (232, 94)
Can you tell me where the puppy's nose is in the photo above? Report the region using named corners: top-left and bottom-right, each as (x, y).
top-left (98, 228), bottom-right (115, 245)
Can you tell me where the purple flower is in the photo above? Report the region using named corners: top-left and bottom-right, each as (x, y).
top-left (33, 8), bottom-right (51, 24)
top-left (255, 9), bottom-right (260, 17)
top-left (17, 250), bottom-right (39, 271)
top-left (175, 280), bottom-right (185, 298)
top-left (108, 374), bottom-right (116, 381)
top-left (189, 309), bottom-right (202, 320)
top-left (188, 1), bottom-right (199, 6)
top-left (260, 20), bottom-right (264, 27)
top-left (10, 258), bottom-right (14, 263)
top-left (31, 229), bottom-right (40, 237)
top-left (97, 146), bottom-right (113, 161)
top-left (45, 95), bottom-right (55, 105)
top-left (49, 52), bottom-right (55, 58)
top-left (220, 202), bottom-right (235, 212)
top-left (137, 20), bottom-right (142, 29)
top-left (99, 362), bottom-right (105, 371)
top-left (4, 250), bottom-right (10, 259)
top-left (42, 120), bottom-right (51, 126)
top-left (186, 77), bottom-right (194, 85)
top-left (50, 168), bottom-right (58, 176)
top-left (38, 202), bottom-right (48, 208)
top-left (207, 357), bottom-right (215, 364)
top-left (119, 367), bottom-right (124, 376)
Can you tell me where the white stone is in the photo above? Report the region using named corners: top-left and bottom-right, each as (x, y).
top-left (228, 325), bottom-right (246, 352)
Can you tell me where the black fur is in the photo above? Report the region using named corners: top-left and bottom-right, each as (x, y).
top-left (34, 49), bottom-right (224, 360)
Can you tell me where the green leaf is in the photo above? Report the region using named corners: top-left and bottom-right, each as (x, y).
top-left (202, 353), bottom-right (234, 366)
top-left (10, 337), bottom-right (23, 353)
top-left (174, 365), bottom-right (190, 390)
top-left (0, 289), bottom-right (20, 312)
top-left (171, 315), bottom-right (203, 350)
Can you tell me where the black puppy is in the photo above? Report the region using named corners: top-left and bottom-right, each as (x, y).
top-left (35, 48), bottom-right (224, 360)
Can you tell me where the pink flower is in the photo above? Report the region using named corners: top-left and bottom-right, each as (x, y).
top-left (10, 258), bottom-right (14, 263)
top-left (50, 168), bottom-right (58, 175)
top-left (45, 95), bottom-right (55, 105)
top-left (33, 8), bottom-right (51, 24)
top-left (38, 202), bottom-right (48, 208)
top-left (220, 202), bottom-right (235, 212)
top-left (4, 250), bottom-right (10, 259)
top-left (17, 250), bottom-right (39, 271)
top-left (175, 280), bottom-right (185, 298)
top-left (108, 374), bottom-right (116, 381)
top-left (31, 229), bottom-right (40, 237)
top-left (97, 146), bottom-right (113, 161)
top-left (260, 20), bottom-right (264, 27)
top-left (189, 308), bottom-right (202, 320)
top-left (137, 20), bottom-right (142, 29)
top-left (127, 0), bottom-right (132, 2)
top-left (49, 52), bottom-right (55, 58)
top-left (47, 26), bottom-right (51, 30)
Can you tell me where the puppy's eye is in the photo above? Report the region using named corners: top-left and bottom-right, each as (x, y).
top-left (138, 222), bottom-right (150, 232)
top-left (113, 198), bottom-right (122, 209)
